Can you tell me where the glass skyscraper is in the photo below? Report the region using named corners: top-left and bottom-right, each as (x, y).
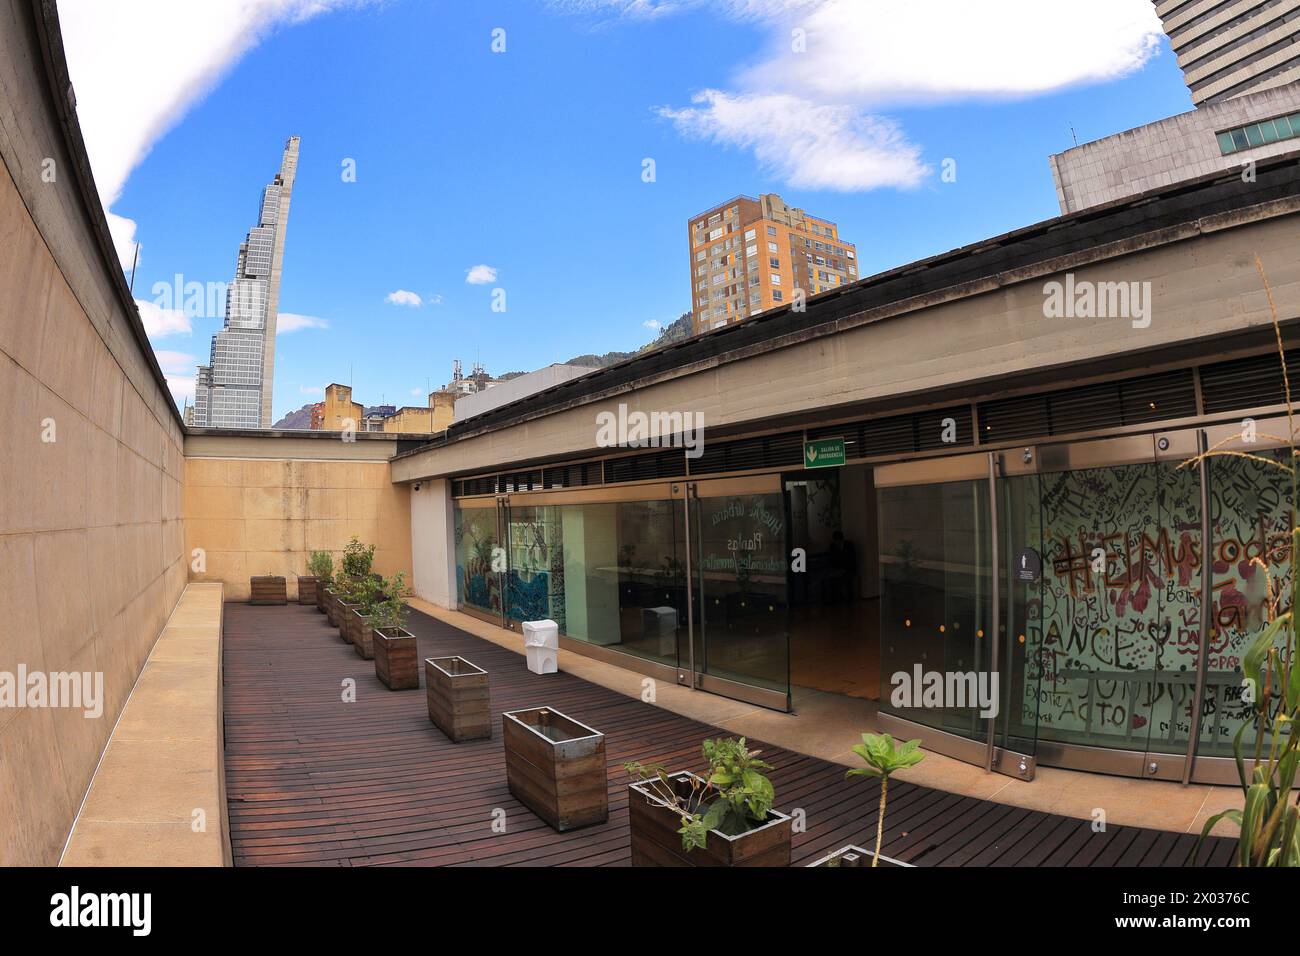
top-left (193, 136), bottom-right (299, 428)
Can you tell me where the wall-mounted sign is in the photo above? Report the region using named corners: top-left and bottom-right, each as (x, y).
top-left (1016, 547), bottom-right (1041, 582)
top-left (804, 437), bottom-right (846, 469)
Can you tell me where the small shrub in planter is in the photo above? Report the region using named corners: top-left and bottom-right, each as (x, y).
top-left (844, 732), bottom-right (925, 868)
top-left (345, 576), bottom-right (384, 658)
top-left (626, 737), bottom-right (790, 867)
top-left (307, 550), bottom-right (334, 612)
top-left (371, 573), bottom-right (417, 689)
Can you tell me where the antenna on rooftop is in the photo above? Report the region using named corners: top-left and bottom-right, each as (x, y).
top-left (1069, 123), bottom-right (1078, 148)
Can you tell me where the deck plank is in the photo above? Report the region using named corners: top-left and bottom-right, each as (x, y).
top-left (222, 603), bottom-right (1236, 867)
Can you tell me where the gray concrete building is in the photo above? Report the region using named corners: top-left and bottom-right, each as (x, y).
top-left (1050, 79), bottom-right (1300, 212)
top-left (192, 136), bottom-right (299, 428)
top-left (1157, 0), bottom-right (1300, 105)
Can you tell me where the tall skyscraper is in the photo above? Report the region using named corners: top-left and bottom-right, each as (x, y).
top-left (1157, 0), bottom-right (1300, 105)
top-left (193, 136), bottom-right (299, 428)
top-left (688, 193), bottom-right (858, 335)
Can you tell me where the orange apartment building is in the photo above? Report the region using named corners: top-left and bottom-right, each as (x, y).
top-left (688, 193), bottom-right (858, 334)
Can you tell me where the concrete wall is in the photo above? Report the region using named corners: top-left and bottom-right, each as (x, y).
top-left (410, 478), bottom-right (456, 608)
top-left (1050, 81), bottom-right (1300, 212)
top-left (0, 1), bottom-right (187, 865)
top-left (184, 435), bottom-right (412, 601)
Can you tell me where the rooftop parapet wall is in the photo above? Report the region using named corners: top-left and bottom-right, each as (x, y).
top-left (184, 433), bottom-right (412, 602)
top-left (0, 0), bottom-right (187, 865)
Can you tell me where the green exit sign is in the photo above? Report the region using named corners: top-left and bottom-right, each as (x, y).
top-left (804, 437), bottom-right (846, 469)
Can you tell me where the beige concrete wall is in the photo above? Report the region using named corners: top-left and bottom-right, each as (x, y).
top-left (0, 2), bottom-right (187, 865)
top-left (184, 454), bottom-right (412, 601)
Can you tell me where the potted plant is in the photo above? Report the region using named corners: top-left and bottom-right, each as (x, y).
top-left (334, 577), bottom-right (365, 643)
top-left (371, 573), bottom-right (417, 689)
top-left (347, 576), bottom-right (383, 659)
top-left (625, 737), bottom-right (791, 867)
top-left (426, 655), bottom-right (491, 742)
top-left (306, 550), bottom-right (333, 612)
top-left (815, 732), bottom-right (925, 868)
top-left (503, 706), bottom-right (607, 831)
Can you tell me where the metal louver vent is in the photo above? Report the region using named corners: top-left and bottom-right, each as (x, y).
top-left (544, 461), bottom-right (603, 489)
top-left (690, 430), bottom-right (804, 476)
top-left (457, 475), bottom-right (497, 497)
top-left (1200, 350), bottom-right (1300, 414)
top-left (603, 448), bottom-right (687, 483)
top-left (978, 369), bottom-right (1197, 442)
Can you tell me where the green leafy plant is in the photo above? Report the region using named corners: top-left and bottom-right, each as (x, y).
top-left (846, 733), bottom-right (924, 867)
top-left (370, 571), bottom-right (410, 631)
top-left (626, 737), bottom-right (775, 851)
top-left (307, 550), bottom-right (334, 586)
top-left (340, 535), bottom-right (376, 582)
top-left (1189, 257), bottom-right (1299, 868)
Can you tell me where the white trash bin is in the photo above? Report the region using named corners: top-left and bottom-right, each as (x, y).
top-left (522, 619), bottom-right (559, 675)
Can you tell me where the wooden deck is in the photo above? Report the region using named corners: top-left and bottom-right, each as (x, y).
top-left (222, 603), bottom-right (1236, 867)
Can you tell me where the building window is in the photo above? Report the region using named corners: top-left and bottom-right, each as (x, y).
top-left (772, 289), bottom-right (783, 302)
top-left (770, 272), bottom-right (782, 284)
top-left (1218, 113), bottom-right (1300, 154)
top-left (769, 257), bottom-right (780, 269)
top-left (767, 226), bottom-right (776, 237)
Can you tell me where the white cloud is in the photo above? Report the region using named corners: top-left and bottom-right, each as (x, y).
top-left (277, 311), bottom-right (329, 333)
top-left (57, 1), bottom-right (378, 268)
top-left (659, 90), bottom-right (927, 191)
top-left (410, 387), bottom-right (424, 397)
top-left (567, 0), bottom-right (1161, 192)
top-left (166, 375), bottom-right (196, 405)
top-left (135, 298), bottom-right (191, 338)
top-left (465, 264), bottom-right (498, 285)
top-left (740, 0), bottom-right (1162, 105)
top-left (153, 350), bottom-right (198, 374)
top-left (385, 289), bottom-right (423, 307)
top-left (643, 319), bottom-right (661, 330)
top-left (299, 384), bottom-right (324, 396)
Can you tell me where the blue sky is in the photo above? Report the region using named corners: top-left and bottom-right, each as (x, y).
top-left (60, 0), bottom-right (1193, 422)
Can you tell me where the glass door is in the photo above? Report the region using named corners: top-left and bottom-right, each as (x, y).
top-left (684, 476), bottom-right (791, 711)
top-left (875, 451), bottom-right (1038, 779)
top-left (453, 498), bottom-right (505, 625)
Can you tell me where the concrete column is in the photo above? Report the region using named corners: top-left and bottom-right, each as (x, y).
top-left (411, 478), bottom-right (456, 608)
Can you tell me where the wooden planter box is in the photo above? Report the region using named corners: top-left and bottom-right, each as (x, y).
top-left (336, 602), bottom-right (361, 642)
top-left (426, 656), bottom-right (491, 742)
top-left (349, 609), bottom-right (375, 659)
top-left (315, 581), bottom-right (331, 613)
top-left (503, 707), bottom-right (607, 832)
top-left (296, 575), bottom-right (318, 606)
top-left (806, 844), bottom-right (912, 868)
top-left (373, 626), bottom-right (418, 689)
top-left (628, 771), bottom-right (791, 867)
top-left (249, 576), bottom-right (287, 605)
top-left (324, 588), bottom-right (340, 625)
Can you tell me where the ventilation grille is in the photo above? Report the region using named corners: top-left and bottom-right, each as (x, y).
top-left (690, 430), bottom-right (804, 476)
top-left (604, 448), bottom-right (688, 483)
top-left (808, 405), bottom-right (972, 459)
top-left (978, 369), bottom-right (1196, 442)
top-left (543, 461), bottom-right (603, 489)
top-left (1200, 349), bottom-right (1300, 414)
top-left (455, 475), bottom-right (497, 497)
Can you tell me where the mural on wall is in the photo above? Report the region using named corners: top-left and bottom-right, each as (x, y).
top-left (506, 509), bottom-right (565, 629)
top-left (1023, 454), bottom-right (1292, 752)
top-left (455, 507), bottom-right (501, 615)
